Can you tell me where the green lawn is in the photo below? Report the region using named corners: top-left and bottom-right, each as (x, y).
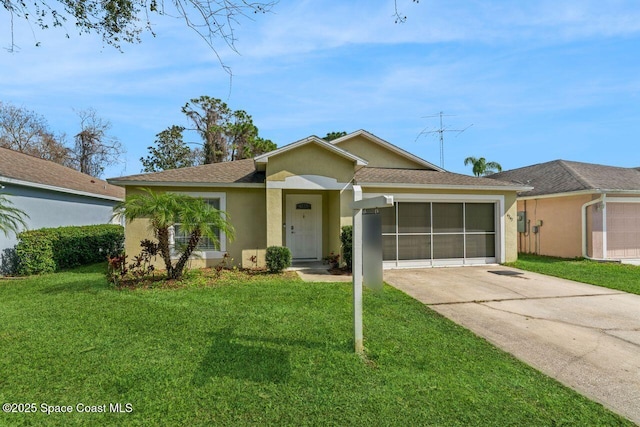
top-left (0, 265), bottom-right (631, 426)
top-left (507, 253), bottom-right (640, 295)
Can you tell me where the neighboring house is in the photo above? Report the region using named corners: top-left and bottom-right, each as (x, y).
top-left (0, 147), bottom-right (125, 264)
top-left (490, 160), bottom-right (640, 261)
top-left (108, 130), bottom-right (529, 269)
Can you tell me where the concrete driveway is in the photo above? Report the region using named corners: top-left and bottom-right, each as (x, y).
top-left (384, 266), bottom-right (640, 424)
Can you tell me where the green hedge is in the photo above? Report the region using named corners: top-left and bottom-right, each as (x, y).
top-left (16, 224), bottom-right (124, 275)
top-left (265, 246), bottom-right (292, 273)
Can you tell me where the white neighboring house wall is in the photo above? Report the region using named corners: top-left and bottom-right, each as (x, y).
top-left (0, 182), bottom-right (121, 262)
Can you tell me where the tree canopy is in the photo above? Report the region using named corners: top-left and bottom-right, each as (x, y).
top-left (0, 101), bottom-right (70, 166)
top-left (322, 131), bottom-right (347, 141)
top-left (464, 156), bottom-right (503, 177)
top-left (72, 108), bottom-right (124, 177)
top-left (181, 95), bottom-right (275, 164)
top-left (0, 101), bottom-right (123, 177)
top-left (2, 0), bottom-right (276, 55)
top-left (2, 1), bottom-right (418, 63)
top-left (140, 125), bottom-right (197, 172)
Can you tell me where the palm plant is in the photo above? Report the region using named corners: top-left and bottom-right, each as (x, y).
top-left (464, 156), bottom-right (503, 177)
top-left (114, 188), bottom-right (234, 280)
top-left (0, 194), bottom-right (28, 237)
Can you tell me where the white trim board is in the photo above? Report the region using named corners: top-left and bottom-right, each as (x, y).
top-left (109, 180), bottom-right (264, 189)
top-left (267, 175), bottom-right (352, 190)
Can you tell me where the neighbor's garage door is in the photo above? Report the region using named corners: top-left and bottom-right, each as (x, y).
top-left (607, 203), bottom-right (640, 259)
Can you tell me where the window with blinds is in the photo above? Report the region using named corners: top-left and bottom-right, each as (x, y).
top-left (173, 198), bottom-right (221, 251)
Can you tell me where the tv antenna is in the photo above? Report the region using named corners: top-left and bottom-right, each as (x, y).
top-left (415, 112), bottom-right (472, 169)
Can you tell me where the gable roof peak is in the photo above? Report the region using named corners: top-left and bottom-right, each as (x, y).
top-left (253, 135), bottom-right (368, 169)
top-left (329, 129), bottom-right (444, 172)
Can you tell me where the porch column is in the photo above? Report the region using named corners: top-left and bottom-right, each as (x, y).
top-left (266, 188), bottom-right (283, 247)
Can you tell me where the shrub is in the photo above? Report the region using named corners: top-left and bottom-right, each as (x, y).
top-left (107, 239), bottom-right (159, 286)
top-left (15, 230), bottom-right (56, 275)
top-left (265, 246), bottom-right (292, 273)
top-left (341, 225), bottom-right (353, 270)
top-left (16, 224), bottom-right (124, 275)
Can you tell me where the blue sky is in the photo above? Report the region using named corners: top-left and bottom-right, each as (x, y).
top-left (1, 0), bottom-right (639, 178)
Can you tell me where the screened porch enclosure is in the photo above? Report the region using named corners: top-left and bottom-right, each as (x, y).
top-left (381, 202), bottom-right (497, 266)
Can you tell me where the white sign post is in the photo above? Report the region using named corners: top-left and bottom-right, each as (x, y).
top-left (351, 185), bottom-right (393, 354)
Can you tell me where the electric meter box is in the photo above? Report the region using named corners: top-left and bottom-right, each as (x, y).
top-left (517, 211), bottom-right (526, 233)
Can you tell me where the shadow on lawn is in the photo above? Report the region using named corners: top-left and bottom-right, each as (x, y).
top-left (192, 328), bottom-right (292, 386)
top-left (39, 277), bottom-right (109, 294)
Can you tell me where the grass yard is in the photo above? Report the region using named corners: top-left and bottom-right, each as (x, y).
top-left (507, 253), bottom-right (640, 296)
top-left (0, 264), bottom-right (631, 426)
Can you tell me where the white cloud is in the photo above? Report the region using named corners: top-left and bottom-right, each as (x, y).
top-left (224, 0), bottom-right (640, 63)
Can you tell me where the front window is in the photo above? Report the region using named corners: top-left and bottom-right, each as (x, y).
top-left (169, 193), bottom-right (226, 257)
top-left (173, 199), bottom-right (221, 251)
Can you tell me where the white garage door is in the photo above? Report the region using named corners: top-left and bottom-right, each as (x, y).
top-left (607, 203), bottom-right (640, 259)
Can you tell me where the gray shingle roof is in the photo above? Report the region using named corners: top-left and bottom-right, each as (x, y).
top-left (355, 167), bottom-right (527, 188)
top-left (108, 158), bottom-right (265, 185)
top-left (489, 160), bottom-right (640, 197)
top-left (110, 160), bottom-right (526, 190)
top-left (0, 147), bottom-right (124, 199)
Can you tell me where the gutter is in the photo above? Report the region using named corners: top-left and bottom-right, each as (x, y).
top-left (107, 180), bottom-right (266, 189)
top-left (582, 194), bottom-right (605, 259)
top-left (519, 189), bottom-right (640, 201)
top-left (359, 182), bottom-right (532, 192)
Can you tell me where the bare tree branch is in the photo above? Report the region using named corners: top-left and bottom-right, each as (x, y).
top-left (393, 0), bottom-right (419, 24)
top-left (71, 108), bottom-right (125, 177)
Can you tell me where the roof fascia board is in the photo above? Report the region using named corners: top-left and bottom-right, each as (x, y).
top-left (254, 136), bottom-right (367, 166)
top-left (360, 182), bottom-right (532, 192)
top-left (108, 180), bottom-right (265, 189)
top-left (0, 175), bottom-right (123, 202)
top-left (331, 129), bottom-right (445, 172)
top-left (517, 189), bottom-right (602, 200)
top-left (519, 189), bottom-right (640, 200)
top-left (606, 197), bottom-right (640, 203)
top-left (600, 189), bottom-right (640, 195)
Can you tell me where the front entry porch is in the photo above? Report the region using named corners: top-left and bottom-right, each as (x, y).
top-left (265, 185), bottom-right (348, 263)
top-left (286, 194), bottom-right (322, 260)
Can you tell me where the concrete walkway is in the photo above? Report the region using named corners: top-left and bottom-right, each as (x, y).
top-left (288, 261), bottom-right (352, 282)
top-left (384, 265), bottom-right (640, 424)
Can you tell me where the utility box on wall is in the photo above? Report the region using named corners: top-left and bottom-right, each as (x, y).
top-left (517, 211), bottom-right (526, 233)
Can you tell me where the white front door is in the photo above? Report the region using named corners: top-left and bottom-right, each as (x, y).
top-left (286, 195), bottom-right (322, 259)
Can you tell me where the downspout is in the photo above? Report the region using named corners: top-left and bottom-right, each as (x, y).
top-left (582, 194), bottom-right (604, 259)
top-left (602, 193), bottom-right (608, 259)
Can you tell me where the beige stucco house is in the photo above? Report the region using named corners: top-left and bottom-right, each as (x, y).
top-left (109, 130), bottom-right (528, 269)
top-left (490, 160), bottom-right (640, 261)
